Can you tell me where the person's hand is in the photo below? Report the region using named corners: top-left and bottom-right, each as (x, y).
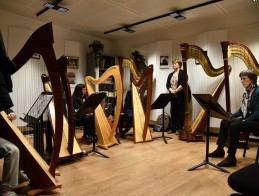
top-left (169, 88), bottom-right (176, 94)
top-left (7, 112), bottom-right (16, 121)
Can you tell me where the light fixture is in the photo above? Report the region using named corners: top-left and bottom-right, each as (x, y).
top-left (36, 0), bottom-right (69, 16)
top-left (43, 2), bottom-right (69, 13)
top-left (121, 28), bottom-right (135, 33)
top-left (104, 0), bottom-right (223, 34)
top-left (170, 12), bottom-right (186, 21)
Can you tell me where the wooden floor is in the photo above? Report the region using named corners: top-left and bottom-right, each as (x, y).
top-left (1, 129), bottom-right (258, 196)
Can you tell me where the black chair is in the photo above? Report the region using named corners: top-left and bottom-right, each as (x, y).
top-left (228, 141), bottom-right (259, 195)
top-left (242, 131), bottom-right (259, 158)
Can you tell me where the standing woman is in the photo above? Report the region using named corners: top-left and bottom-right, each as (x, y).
top-left (166, 59), bottom-right (185, 134)
top-left (72, 84), bottom-right (93, 142)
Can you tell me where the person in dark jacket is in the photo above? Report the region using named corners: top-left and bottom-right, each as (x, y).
top-left (166, 59), bottom-right (186, 134)
top-left (209, 69), bottom-right (259, 167)
top-left (72, 84), bottom-right (94, 142)
top-left (0, 31), bottom-right (16, 111)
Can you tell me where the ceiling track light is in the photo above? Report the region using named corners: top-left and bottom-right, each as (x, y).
top-left (170, 12), bottom-right (186, 21)
top-left (36, 0), bottom-right (68, 16)
top-left (121, 28), bottom-right (135, 33)
top-left (104, 0), bottom-right (223, 34)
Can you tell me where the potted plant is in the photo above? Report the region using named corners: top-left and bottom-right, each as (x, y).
top-left (131, 50), bottom-right (145, 63)
top-left (131, 50), bottom-right (146, 73)
top-left (89, 40), bottom-right (104, 67)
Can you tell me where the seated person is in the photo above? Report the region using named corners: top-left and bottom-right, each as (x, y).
top-left (1, 109), bottom-right (29, 195)
top-left (120, 88), bottom-right (133, 138)
top-left (209, 70), bottom-right (259, 167)
top-left (72, 84), bottom-right (94, 142)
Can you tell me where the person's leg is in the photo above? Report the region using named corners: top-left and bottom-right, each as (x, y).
top-left (169, 97), bottom-right (177, 133)
top-left (176, 96), bottom-right (185, 130)
top-left (217, 119), bottom-right (252, 167)
top-left (82, 115), bottom-right (93, 140)
top-left (209, 119), bottom-right (235, 157)
top-left (124, 109), bottom-right (133, 134)
top-left (0, 138), bottom-right (19, 189)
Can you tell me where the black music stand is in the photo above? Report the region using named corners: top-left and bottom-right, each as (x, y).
top-left (20, 92), bottom-right (53, 158)
top-left (151, 93), bottom-right (172, 144)
top-left (188, 94), bottom-right (231, 173)
top-left (75, 92), bottom-right (109, 158)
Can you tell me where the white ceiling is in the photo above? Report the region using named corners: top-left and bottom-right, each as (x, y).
top-left (0, 0), bottom-right (259, 42)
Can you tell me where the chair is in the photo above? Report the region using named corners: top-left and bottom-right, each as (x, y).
top-left (243, 131), bottom-right (259, 158)
top-left (228, 142), bottom-right (259, 195)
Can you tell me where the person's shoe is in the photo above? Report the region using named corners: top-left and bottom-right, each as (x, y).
top-left (19, 171), bottom-right (29, 183)
top-left (217, 156), bottom-right (237, 167)
top-left (208, 148), bottom-right (225, 157)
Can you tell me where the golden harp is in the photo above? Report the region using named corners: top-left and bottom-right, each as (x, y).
top-left (179, 43), bottom-right (229, 141)
top-left (85, 66), bottom-right (122, 149)
top-left (0, 23), bottom-right (64, 195)
top-left (221, 41), bottom-right (259, 112)
top-left (120, 58), bottom-right (153, 143)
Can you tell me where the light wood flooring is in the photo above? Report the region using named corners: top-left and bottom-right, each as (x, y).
top-left (1, 129), bottom-right (259, 196)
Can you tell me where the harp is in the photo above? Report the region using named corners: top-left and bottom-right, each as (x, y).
top-left (0, 23), bottom-right (63, 195)
top-left (120, 58), bottom-right (153, 143)
top-left (221, 41), bottom-right (259, 112)
top-left (85, 66), bottom-right (122, 149)
top-left (179, 43), bottom-right (229, 141)
top-left (41, 69), bottom-right (83, 159)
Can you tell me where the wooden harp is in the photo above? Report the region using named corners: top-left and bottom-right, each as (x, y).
top-left (85, 66), bottom-right (122, 149)
top-left (0, 23), bottom-right (63, 195)
top-left (41, 68), bottom-right (83, 159)
top-left (120, 58), bottom-right (153, 143)
top-left (221, 41), bottom-right (259, 112)
top-left (179, 43), bottom-right (229, 141)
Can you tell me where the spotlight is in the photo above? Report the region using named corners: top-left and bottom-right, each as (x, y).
top-left (43, 2), bottom-right (69, 13)
top-left (170, 12), bottom-right (186, 21)
top-left (121, 28), bottom-right (135, 33)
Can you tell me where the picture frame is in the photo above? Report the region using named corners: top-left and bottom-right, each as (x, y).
top-left (32, 53), bottom-right (40, 59)
top-left (67, 56), bottom-right (79, 69)
top-left (67, 71), bottom-right (76, 84)
top-left (160, 56), bottom-right (169, 69)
